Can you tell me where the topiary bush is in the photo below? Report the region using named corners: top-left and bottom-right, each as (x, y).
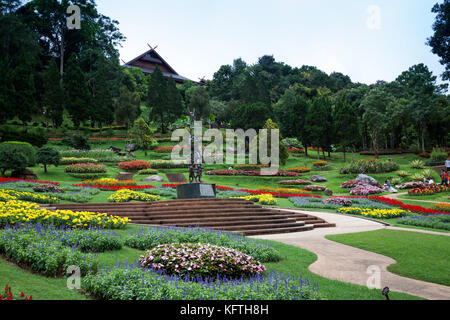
top-left (139, 243), bottom-right (266, 279)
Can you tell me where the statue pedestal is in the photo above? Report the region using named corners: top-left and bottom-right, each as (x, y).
top-left (176, 183), bottom-right (217, 199)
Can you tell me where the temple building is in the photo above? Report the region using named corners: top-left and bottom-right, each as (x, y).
top-left (123, 47), bottom-right (196, 84)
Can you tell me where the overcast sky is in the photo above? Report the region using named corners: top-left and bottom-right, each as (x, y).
top-left (96, 0), bottom-right (448, 88)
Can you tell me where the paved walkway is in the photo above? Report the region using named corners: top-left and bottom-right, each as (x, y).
top-left (250, 209), bottom-right (450, 300)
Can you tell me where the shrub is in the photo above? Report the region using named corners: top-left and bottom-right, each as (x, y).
top-left (397, 181), bottom-right (428, 189)
top-left (396, 170), bottom-right (410, 178)
top-left (36, 147), bottom-right (61, 173)
top-left (409, 159), bottom-right (425, 169)
top-left (340, 159), bottom-right (399, 174)
top-left (390, 177), bottom-right (403, 185)
top-left (349, 184), bottom-right (383, 196)
top-left (0, 126), bottom-right (47, 147)
top-left (421, 169), bottom-right (434, 180)
top-left (118, 160), bottom-right (151, 171)
top-left (409, 173), bottom-right (425, 182)
top-left (430, 148), bottom-right (448, 162)
top-left (148, 160), bottom-right (189, 169)
top-left (138, 168), bottom-right (159, 175)
top-left (60, 157), bottom-right (98, 165)
top-left (61, 135), bottom-right (91, 150)
top-left (0, 146), bottom-right (28, 176)
top-left (65, 163), bottom-right (107, 174)
top-left (0, 141), bottom-right (36, 168)
top-left (139, 243), bottom-right (266, 279)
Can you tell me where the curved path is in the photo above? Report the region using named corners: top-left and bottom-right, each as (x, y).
top-left (250, 209), bottom-right (450, 300)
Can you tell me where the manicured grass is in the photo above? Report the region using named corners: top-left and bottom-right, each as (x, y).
top-left (397, 193), bottom-right (450, 203)
top-left (326, 229), bottom-right (450, 286)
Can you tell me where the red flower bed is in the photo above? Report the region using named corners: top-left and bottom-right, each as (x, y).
top-left (398, 204), bottom-right (447, 215)
top-left (0, 177), bottom-right (59, 186)
top-left (118, 160), bottom-right (151, 171)
top-left (237, 189), bottom-right (322, 199)
top-left (368, 196), bottom-right (404, 206)
top-left (73, 184), bottom-right (155, 191)
top-left (162, 183), bottom-right (235, 191)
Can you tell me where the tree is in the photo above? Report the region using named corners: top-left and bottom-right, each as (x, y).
top-left (63, 55), bottom-right (90, 130)
top-left (360, 87), bottom-right (393, 158)
top-left (147, 65), bottom-right (169, 133)
top-left (41, 59), bottom-right (64, 131)
top-left (427, 0), bottom-right (450, 80)
top-left (333, 99), bottom-right (360, 161)
top-left (396, 64), bottom-right (446, 152)
top-left (115, 86), bottom-right (141, 128)
top-left (166, 76), bottom-right (184, 127)
top-left (0, 13), bottom-right (40, 124)
top-left (273, 86), bottom-right (311, 155)
top-left (186, 86), bottom-right (210, 120)
top-left (129, 118), bottom-right (155, 156)
top-left (36, 146), bottom-right (60, 173)
top-left (230, 102), bottom-right (272, 130)
top-left (261, 118), bottom-right (289, 166)
top-left (304, 96), bottom-right (333, 160)
top-left (122, 67), bottom-right (148, 101)
top-left (0, 141), bottom-right (36, 175)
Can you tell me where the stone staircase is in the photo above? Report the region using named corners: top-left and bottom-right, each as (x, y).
top-left (43, 199), bottom-right (335, 236)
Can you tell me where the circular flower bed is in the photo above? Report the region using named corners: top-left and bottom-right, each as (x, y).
top-left (349, 184), bottom-right (383, 196)
top-left (108, 189), bottom-right (160, 202)
top-left (322, 197), bottom-right (353, 207)
top-left (139, 243), bottom-right (266, 279)
top-left (32, 184), bottom-right (65, 193)
top-left (118, 160), bottom-right (151, 171)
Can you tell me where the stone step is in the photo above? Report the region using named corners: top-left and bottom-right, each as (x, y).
top-left (131, 217), bottom-right (300, 227)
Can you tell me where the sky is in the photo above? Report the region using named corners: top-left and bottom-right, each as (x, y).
top-left (95, 0), bottom-right (448, 88)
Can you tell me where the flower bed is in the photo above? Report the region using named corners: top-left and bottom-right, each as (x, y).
top-left (304, 185), bottom-right (326, 192)
top-left (139, 243), bottom-right (266, 279)
top-left (60, 157), bottom-right (98, 165)
top-left (322, 197), bottom-right (353, 207)
top-left (232, 194), bottom-right (277, 205)
top-left (83, 265), bottom-right (321, 300)
top-left (108, 189), bottom-right (160, 203)
top-left (288, 148), bottom-right (304, 154)
top-left (408, 185), bottom-right (449, 196)
top-left (277, 179), bottom-right (312, 186)
top-left (340, 179), bottom-right (363, 188)
top-left (432, 203), bottom-right (450, 213)
top-left (340, 159), bottom-right (399, 174)
top-left (349, 184), bottom-right (383, 196)
top-left (338, 207), bottom-right (407, 219)
top-left (397, 181), bottom-right (428, 190)
top-left (0, 189), bottom-right (60, 204)
top-left (0, 177), bottom-right (59, 186)
top-left (237, 189), bottom-right (321, 199)
top-left (396, 214), bottom-right (450, 231)
top-left (0, 200), bottom-right (130, 229)
top-left (257, 187), bottom-right (311, 194)
top-left (286, 167), bottom-right (311, 173)
top-left (32, 184), bottom-right (64, 193)
top-left (81, 178), bottom-right (137, 187)
top-left (148, 160), bottom-right (189, 169)
top-left (65, 163), bottom-right (107, 174)
top-left (312, 161), bottom-right (328, 168)
top-left (205, 170), bottom-right (302, 177)
top-left (118, 160), bottom-right (151, 171)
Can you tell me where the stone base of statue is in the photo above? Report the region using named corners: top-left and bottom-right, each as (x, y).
top-left (176, 183), bottom-right (217, 199)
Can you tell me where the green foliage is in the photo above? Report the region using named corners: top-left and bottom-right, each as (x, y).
top-left (36, 146), bottom-right (61, 173)
top-left (186, 86), bottom-right (210, 120)
top-left (129, 118), bottom-right (156, 156)
top-left (430, 148), bottom-right (448, 162)
top-left (230, 102), bottom-right (271, 130)
top-left (0, 125), bottom-right (48, 147)
top-left (409, 159), bottom-right (425, 169)
top-left (61, 135), bottom-right (91, 150)
top-left (0, 141), bottom-right (36, 172)
top-left (114, 86), bottom-right (141, 128)
top-left (427, 0), bottom-right (450, 81)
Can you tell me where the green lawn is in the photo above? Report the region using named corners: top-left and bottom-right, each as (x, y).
top-left (326, 229), bottom-right (450, 286)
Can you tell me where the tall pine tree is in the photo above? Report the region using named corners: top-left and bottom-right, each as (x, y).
top-left (147, 65), bottom-right (168, 133)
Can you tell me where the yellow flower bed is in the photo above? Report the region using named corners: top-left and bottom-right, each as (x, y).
top-left (82, 178), bottom-right (137, 186)
top-left (338, 207), bottom-right (407, 219)
top-left (0, 189), bottom-right (59, 203)
top-left (108, 189), bottom-right (161, 203)
top-left (256, 187), bottom-right (311, 194)
top-left (0, 200), bottom-right (130, 229)
top-left (232, 194), bottom-right (277, 206)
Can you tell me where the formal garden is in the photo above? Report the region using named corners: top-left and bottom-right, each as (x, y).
top-left (1, 0), bottom-right (450, 303)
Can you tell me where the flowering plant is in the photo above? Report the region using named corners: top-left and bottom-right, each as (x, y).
top-left (408, 185), bottom-right (449, 196)
top-left (205, 170), bottom-right (302, 177)
top-left (277, 179), bottom-right (312, 185)
top-left (432, 203), bottom-right (450, 213)
top-left (397, 181), bottom-right (428, 190)
top-left (139, 243), bottom-right (266, 279)
top-left (312, 161), bottom-right (328, 167)
top-left (32, 184), bottom-right (65, 193)
top-left (108, 189), bottom-right (160, 203)
top-left (288, 148), bottom-right (304, 154)
top-left (1, 285), bottom-right (32, 301)
top-left (322, 197), bottom-right (353, 207)
top-left (65, 163), bottom-right (107, 174)
top-left (286, 167), bottom-right (312, 173)
top-left (340, 159), bottom-right (399, 174)
top-left (304, 185), bottom-right (326, 191)
top-left (349, 184), bottom-right (383, 196)
top-left (0, 177), bottom-right (59, 186)
top-left (340, 179), bottom-right (363, 188)
top-left (118, 160), bottom-right (151, 171)
top-left (81, 178), bottom-right (137, 187)
top-left (0, 189), bottom-right (59, 204)
top-left (338, 207), bottom-right (407, 219)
